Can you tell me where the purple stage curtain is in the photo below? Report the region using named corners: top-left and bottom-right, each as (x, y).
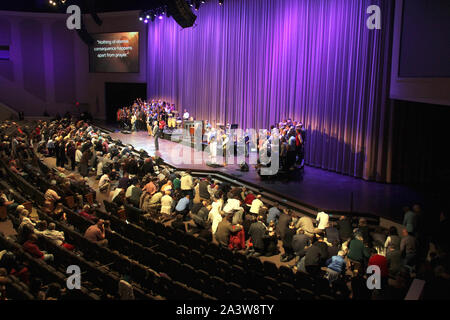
top-left (147, 0), bottom-right (394, 181)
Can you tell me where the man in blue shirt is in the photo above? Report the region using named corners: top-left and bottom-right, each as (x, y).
top-left (175, 194), bottom-right (190, 219)
top-left (325, 251), bottom-right (346, 284)
top-left (267, 205), bottom-right (281, 224)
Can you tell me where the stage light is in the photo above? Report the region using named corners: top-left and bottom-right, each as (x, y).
top-left (144, 19), bottom-right (148, 23)
top-left (139, 17), bottom-right (143, 21)
top-left (158, 15), bottom-right (163, 20)
top-left (194, 0), bottom-right (200, 10)
top-left (219, 0), bottom-right (224, 5)
top-left (146, 15), bottom-right (150, 19)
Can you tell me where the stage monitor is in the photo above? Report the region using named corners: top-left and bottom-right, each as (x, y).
top-left (89, 32), bottom-right (139, 73)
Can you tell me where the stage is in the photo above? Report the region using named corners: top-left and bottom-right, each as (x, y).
top-left (104, 127), bottom-right (427, 223)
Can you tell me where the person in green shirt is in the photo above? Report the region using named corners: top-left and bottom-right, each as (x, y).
top-left (347, 234), bottom-right (370, 272)
top-left (173, 176), bottom-right (181, 190)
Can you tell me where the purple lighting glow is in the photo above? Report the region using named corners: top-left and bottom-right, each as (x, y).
top-left (158, 15), bottom-right (163, 20)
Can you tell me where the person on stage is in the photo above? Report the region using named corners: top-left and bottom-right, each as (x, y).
top-left (153, 120), bottom-right (160, 151)
top-left (209, 135), bottom-right (218, 165)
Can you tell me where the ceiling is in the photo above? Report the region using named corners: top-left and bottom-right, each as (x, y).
top-left (0, 0), bottom-right (167, 14)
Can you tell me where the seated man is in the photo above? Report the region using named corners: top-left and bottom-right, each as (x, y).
top-left (175, 194), bottom-right (190, 219)
top-left (84, 219), bottom-right (108, 247)
top-left (126, 181), bottom-right (143, 208)
top-left (215, 213), bottom-right (243, 248)
top-left (41, 222), bottom-right (75, 251)
top-left (98, 172), bottom-right (111, 193)
top-left (23, 234), bottom-right (54, 262)
top-left (187, 200), bottom-right (211, 232)
top-left (160, 191), bottom-right (173, 216)
top-left (248, 215), bottom-right (268, 257)
top-left (280, 221), bottom-right (296, 262)
top-left (303, 232), bottom-right (329, 276)
top-left (325, 250), bottom-right (347, 284)
top-left (295, 216), bottom-right (316, 238)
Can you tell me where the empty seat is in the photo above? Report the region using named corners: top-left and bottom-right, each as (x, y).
top-left (189, 249), bottom-right (203, 269)
top-left (295, 271), bottom-right (314, 291)
top-left (243, 288), bottom-right (262, 300)
top-left (314, 276), bottom-right (331, 296)
top-left (154, 252), bottom-right (168, 272)
top-left (206, 242), bottom-right (222, 257)
top-left (279, 265), bottom-right (295, 283)
top-left (216, 259), bottom-right (232, 282)
top-left (226, 282), bottom-right (245, 300)
top-left (201, 254), bottom-right (217, 275)
top-left (263, 260), bottom-right (279, 278)
top-left (230, 264), bottom-right (248, 288)
top-left (261, 276), bottom-right (280, 297)
top-left (298, 288), bottom-right (315, 300)
top-left (166, 257), bottom-right (182, 280)
top-left (180, 263), bottom-right (196, 287)
top-left (210, 276), bottom-right (228, 300)
top-left (278, 282), bottom-right (298, 300)
top-left (195, 270), bottom-right (212, 295)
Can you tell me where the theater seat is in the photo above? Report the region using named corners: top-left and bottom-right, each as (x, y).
top-left (201, 254), bottom-right (217, 275)
top-left (263, 260), bottom-right (279, 278)
top-left (180, 263), bottom-right (196, 287)
top-left (243, 288), bottom-right (262, 300)
top-left (278, 265), bottom-right (295, 283)
top-left (298, 288), bottom-right (315, 300)
top-left (216, 259), bottom-right (232, 282)
top-left (189, 249), bottom-right (203, 269)
top-left (278, 282), bottom-right (298, 300)
top-left (226, 282), bottom-right (245, 300)
top-left (210, 276), bottom-right (228, 300)
top-left (194, 270), bottom-right (212, 295)
top-left (230, 264), bottom-right (248, 288)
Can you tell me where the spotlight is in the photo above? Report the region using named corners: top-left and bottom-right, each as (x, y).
top-left (219, 0), bottom-right (224, 5)
top-left (194, 0), bottom-right (200, 10)
top-left (139, 17), bottom-right (143, 21)
top-left (146, 15), bottom-right (150, 19)
top-left (158, 15), bottom-right (163, 20)
top-left (144, 19), bottom-right (148, 23)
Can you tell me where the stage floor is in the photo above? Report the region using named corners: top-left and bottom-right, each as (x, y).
top-left (109, 130), bottom-right (425, 222)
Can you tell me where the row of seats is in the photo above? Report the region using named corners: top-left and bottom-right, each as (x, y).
top-left (1, 163), bottom-right (159, 299)
top-left (0, 232), bottom-right (97, 300)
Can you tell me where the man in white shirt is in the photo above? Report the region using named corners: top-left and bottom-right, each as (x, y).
top-left (316, 211), bottom-right (329, 231)
top-left (160, 191), bottom-right (173, 215)
top-left (223, 197), bottom-right (244, 224)
top-left (183, 109), bottom-right (190, 121)
top-left (99, 173), bottom-right (110, 193)
top-left (180, 171), bottom-right (194, 194)
top-left (249, 195), bottom-right (264, 215)
top-left (42, 223), bottom-right (65, 246)
top-left (75, 147), bottom-right (83, 165)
